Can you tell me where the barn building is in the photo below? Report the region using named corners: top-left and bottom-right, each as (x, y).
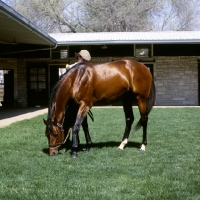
top-left (0, 1), bottom-right (200, 108)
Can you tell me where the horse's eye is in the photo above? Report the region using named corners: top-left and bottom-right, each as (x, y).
top-left (45, 131), bottom-right (50, 138)
top-left (53, 130), bottom-right (58, 137)
top-left (53, 133), bottom-right (58, 137)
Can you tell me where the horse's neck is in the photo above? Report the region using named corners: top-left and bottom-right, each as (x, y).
top-left (51, 74), bottom-right (73, 123)
top-left (52, 95), bottom-right (68, 124)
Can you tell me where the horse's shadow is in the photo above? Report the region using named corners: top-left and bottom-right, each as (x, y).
top-left (42, 141), bottom-right (141, 155)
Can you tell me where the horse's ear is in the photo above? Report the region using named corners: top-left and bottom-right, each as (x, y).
top-left (43, 119), bottom-right (48, 125)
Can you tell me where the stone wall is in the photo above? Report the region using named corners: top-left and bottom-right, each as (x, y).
top-left (71, 56), bottom-right (199, 106)
top-left (154, 56), bottom-right (199, 106)
top-left (0, 56), bottom-right (199, 107)
top-left (0, 58), bottom-right (51, 107)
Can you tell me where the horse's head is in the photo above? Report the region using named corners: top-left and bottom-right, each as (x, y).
top-left (43, 118), bottom-right (64, 156)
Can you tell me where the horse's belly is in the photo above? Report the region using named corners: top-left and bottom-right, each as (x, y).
top-left (93, 85), bottom-right (128, 102)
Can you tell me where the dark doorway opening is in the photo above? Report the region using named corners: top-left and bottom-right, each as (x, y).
top-left (0, 69), bottom-right (14, 107)
top-left (145, 64), bottom-right (154, 77)
top-left (49, 65), bottom-right (66, 92)
top-left (198, 62), bottom-right (200, 106)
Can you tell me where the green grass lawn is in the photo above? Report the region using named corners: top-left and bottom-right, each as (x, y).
top-left (0, 107), bottom-right (200, 200)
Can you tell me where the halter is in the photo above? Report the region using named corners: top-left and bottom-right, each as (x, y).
top-left (49, 121), bottom-right (71, 150)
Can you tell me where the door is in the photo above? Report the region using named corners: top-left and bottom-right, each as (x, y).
top-left (27, 64), bottom-right (48, 107)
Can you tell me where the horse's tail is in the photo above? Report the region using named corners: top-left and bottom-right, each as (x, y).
top-left (146, 80), bottom-right (156, 115)
top-left (135, 80), bottom-right (156, 131)
top-left (88, 110), bottom-right (94, 122)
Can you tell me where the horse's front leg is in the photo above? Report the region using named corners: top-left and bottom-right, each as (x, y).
top-left (82, 115), bottom-right (92, 152)
top-left (72, 103), bottom-right (90, 158)
top-left (71, 117), bottom-right (82, 158)
top-left (62, 104), bottom-right (79, 151)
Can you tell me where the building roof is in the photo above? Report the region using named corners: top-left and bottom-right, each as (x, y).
top-left (49, 31), bottom-right (200, 45)
top-left (0, 1), bottom-right (56, 46)
top-left (1, 0), bottom-right (200, 48)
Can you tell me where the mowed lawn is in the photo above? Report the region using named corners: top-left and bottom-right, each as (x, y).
top-left (0, 107), bottom-right (200, 200)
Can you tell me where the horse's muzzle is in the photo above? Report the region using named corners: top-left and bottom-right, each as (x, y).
top-left (49, 148), bottom-right (58, 156)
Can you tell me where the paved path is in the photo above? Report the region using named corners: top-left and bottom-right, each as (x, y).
top-left (0, 108), bottom-right (48, 128)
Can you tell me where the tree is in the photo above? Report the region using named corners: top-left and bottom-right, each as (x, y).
top-left (3, 0), bottom-right (80, 33)
top-left (2, 0), bottom-right (200, 33)
top-left (76, 0), bottom-right (161, 32)
top-left (151, 0), bottom-right (200, 31)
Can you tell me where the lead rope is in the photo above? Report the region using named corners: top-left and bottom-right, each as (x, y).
top-left (56, 122), bottom-right (71, 144)
top-left (62, 128), bottom-right (71, 144)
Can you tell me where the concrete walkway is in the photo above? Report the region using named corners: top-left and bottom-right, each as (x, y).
top-left (0, 107), bottom-right (48, 128)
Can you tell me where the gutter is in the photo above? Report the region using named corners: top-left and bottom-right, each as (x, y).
top-left (0, 44), bottom-right (57, 55)
top-left (57, 40), bottom-right (200, 46)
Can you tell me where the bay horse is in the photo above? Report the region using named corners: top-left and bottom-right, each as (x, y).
top-left (44, 59), bottom-right (156, 158)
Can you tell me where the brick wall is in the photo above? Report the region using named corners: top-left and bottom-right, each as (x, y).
top-left (154, 56), bottom-right (198, 106)
top-left (72, 56), bottom-right (199, 106)
top-left (0, 56), bottom-right (199, 107)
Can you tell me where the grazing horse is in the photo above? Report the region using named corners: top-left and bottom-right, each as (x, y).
top-left (44, 59), bottom-right (156, 158)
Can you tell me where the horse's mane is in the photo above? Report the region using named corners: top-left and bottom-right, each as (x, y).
top-left (47, 63), bottom-right (86, 128)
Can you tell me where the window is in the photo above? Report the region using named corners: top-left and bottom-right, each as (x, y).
top-left (60, 50), bottom-right (68, 59)
top-left (51, 46), bottom-right (68, 59)
top-left (29, 68), bottom-right (46, 89)
top-left (135, 44), bottom-right (152, 57)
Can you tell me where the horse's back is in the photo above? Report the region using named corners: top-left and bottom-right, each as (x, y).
top-left (84, 60), bottom-right (152, 102)
top-left (92, 59), bottom-right (151, 79)
top-left (92, 59), bottom-right (152, 89)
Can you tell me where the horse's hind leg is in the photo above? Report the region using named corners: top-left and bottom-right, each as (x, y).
top-left (137, 100), bottom-right (148, 151)
top-left (118, 98), bottom-right (134, 150)
top-left (82, 115), bottom-right (92, 152)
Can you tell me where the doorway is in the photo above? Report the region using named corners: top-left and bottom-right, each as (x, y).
top-left (0, 69), bottom-right (14, 107)
top-left (49, 64), bottom-right (66, 92)
top-left (145, 64), bottom-right (154, 77)
top-left (198, 62), bottom-right (200, 105)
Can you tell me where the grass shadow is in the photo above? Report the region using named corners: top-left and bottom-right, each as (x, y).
top-left (89, 141), bottom-right (141, 149)
top-left (42, 141), bottom-right (141, 155)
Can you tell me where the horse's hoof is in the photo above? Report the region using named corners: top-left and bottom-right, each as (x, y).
top-left (140, 149), bottom-right (146, 152)
top-left (118, 147), bottom-right (124, 150)
top-left (140, 144), bottom-right (146, 151)
top-left (72, 152), bottom-right (78, 158)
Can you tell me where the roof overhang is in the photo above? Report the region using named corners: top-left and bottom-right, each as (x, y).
top-left (49, 32), bottom-right (200, 46)
top-left (0, 1), bottom-right (57, 47)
